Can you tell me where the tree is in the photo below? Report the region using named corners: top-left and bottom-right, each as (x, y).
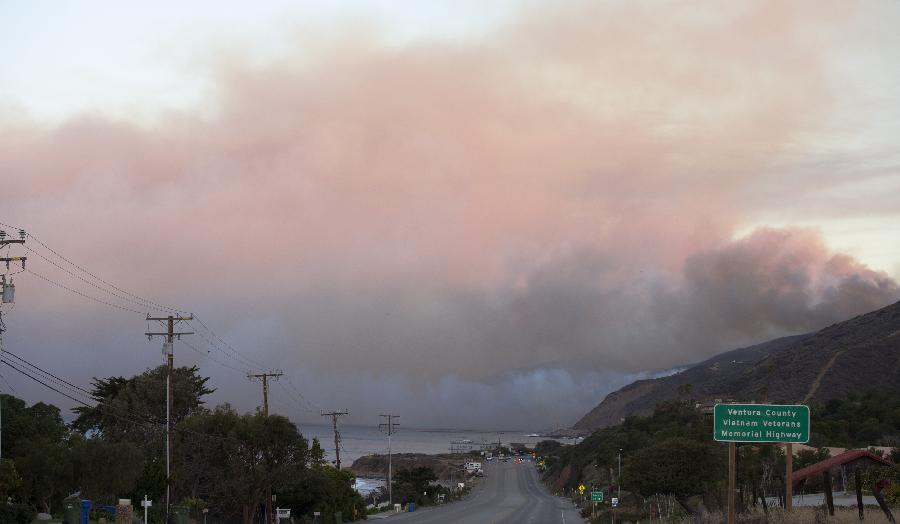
top-left (0, 394), bottom-right (72, 512)
top-left (794, 447), bottom-right (830, 470)
top-left (0, 395), bottom-right (68, 457)
top-left (175, 405), bottom-right (312, 524)
top-left (13, 437), bottom-right (72, 513)
top-left (72, 365), bottom-right (214, 447)
top-left (71, 366), bottom-right (214, 506)
top-left (392, 467), bottom-right (440, 507)
top-left (623, 437), bottom-right (724, 513)
top-left (534, 440), bottom-right (563, 456)
top-left (279, 466), bottom-right (365, 522)
top-left (0, 458), bottom-right (22, 501)
top-left (70, 436), bottom-right (144, 504)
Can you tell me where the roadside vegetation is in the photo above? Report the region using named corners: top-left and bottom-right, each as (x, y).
top-left (0, 366), bottom-right (364, 523)
top-left (807, 391), bottom-right (900, 449)
top-left (542, 396), bottom-right (900, 522)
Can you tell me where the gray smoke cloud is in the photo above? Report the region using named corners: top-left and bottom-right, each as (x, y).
top-left (1, 1), bottom-right (899, 430)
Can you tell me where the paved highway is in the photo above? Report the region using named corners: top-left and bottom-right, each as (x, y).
top-left (383, 459), bottom-right (584, 524)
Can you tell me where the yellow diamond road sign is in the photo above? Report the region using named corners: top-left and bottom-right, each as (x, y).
top-left (578, 484), bottom-right (585, 494)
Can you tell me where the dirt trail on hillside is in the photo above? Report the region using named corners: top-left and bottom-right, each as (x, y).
top-left (803, 350), bottom-right (844, 403)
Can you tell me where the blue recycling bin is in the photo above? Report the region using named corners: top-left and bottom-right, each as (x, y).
top-left (80, 500), bottom-right (93, 524)
top-left (408, 502), bottom-right (415, 512)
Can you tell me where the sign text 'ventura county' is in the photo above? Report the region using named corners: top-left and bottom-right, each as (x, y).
top-left (713, 404), bottom-right (810, 443)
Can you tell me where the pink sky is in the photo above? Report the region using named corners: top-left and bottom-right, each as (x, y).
top-left (1, 1), bottom-right (899, 429)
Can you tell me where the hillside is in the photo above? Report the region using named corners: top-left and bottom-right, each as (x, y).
top-left (574, 299), bottom-right (900, 430)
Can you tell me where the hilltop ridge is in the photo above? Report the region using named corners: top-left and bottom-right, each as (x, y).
top-left (574, 300), bottom-right (900, 430)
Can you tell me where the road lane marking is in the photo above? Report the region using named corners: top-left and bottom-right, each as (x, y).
top-left (561, 510), bottom-right (566, 524)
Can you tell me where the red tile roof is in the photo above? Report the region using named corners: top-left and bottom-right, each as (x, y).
top-left (792, 449), bottom-right (894, 484)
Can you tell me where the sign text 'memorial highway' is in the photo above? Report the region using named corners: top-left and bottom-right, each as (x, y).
top-left (713, 404), bottom-right (810, 443)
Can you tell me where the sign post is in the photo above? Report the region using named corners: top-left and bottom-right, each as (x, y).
top-left (785, 443), bottom-right (793, 511)
top-left (728, 442), bottom-right (736, 524)
top-left (140, 495), bottom-right (151, 524)
top-left (714, 404), bottom-right (810, 524)
top-left (591, 491), bottom-right (603, 519)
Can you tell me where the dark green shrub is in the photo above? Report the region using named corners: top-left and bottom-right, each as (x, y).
top-left (0, 503), bottom-right (36, 524)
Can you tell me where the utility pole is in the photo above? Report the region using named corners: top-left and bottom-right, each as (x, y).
top-left (320, 410), bottom-right (349, 469)
top-left (379, 414), bottom-right (400, 506)
top-left (617, 449), bottom-right (622, 501)
top-left (248, 370), bottom-right (283, 524)
top-left (248, 371), bottom-right (283, 417)
top-left (145, 314), bottom-right (193, 524)
top-left (0, 229), bottom-right (26, 462)
top-left (615, 448), bottom-right (622, 524)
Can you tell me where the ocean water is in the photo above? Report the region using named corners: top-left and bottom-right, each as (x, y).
top-left (299, 423), bottom-right (564, 465)
top-left (353, 477), bottom-right (385, 497)
top-left (295, 423), bottom-right (574, 494)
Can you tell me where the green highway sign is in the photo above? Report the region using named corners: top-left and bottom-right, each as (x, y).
top-left (591, 491), bottom-right (603, 502)
top-left (714, 404), bottom-right (810, 443)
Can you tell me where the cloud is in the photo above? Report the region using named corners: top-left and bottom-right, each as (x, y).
top-left (1, 1), bottom-right (897, 428)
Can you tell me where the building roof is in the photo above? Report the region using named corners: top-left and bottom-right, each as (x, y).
top-left (792, 449), bottom-right (894, 484)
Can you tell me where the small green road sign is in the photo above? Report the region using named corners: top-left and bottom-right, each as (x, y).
top-left (591, 491), bottom-right (603, 502)
top-left (713, 404), bottom-right (810, 443)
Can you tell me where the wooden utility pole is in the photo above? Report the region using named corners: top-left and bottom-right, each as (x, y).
top-left (145, 314), bottom-right (193, 524)
top-left (321, 410), bottom-right (349, 469)
top-left (248, 371), bottom-right (283, 417)
top-left (728, 442), bottom-right (736, 524)
top-left (0, 230), bottom-right (26, 464)
top-left (248, 371), bottom-right (283, 524)
top-left (785, 443), bottom-right (793, 512)
top-left (379, 414), bottom-right (400, 505)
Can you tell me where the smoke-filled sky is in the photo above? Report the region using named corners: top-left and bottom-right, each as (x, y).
top-left (2, 0), bottom-right (900, 432)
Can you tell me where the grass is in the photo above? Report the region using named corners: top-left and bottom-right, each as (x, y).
top-left (678, 507), bottom-right (897, 523)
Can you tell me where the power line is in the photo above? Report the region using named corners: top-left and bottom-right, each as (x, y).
top-left (4, 222), bottom-right (284, 385)
top-left (186, 320), bottom-right (263, 372)
top-left (275, 380), bottom-right (320, 414)
top-left (181, 339), bottom-right (248, 375)
top-left (191, 315), bottom-right (270, 371)
top-left (2, 221), bottom-right (326, 433)
top-left (25, 269), bottom-right (148, 315)
top-left (3, 222), bottom-right (269, 380)
top-left (0, 221), bottom-right (183, 315)
top-left (0, 371), bottom-right (16, 394)
top-left (2, 349), bottom-right (93, 396)
top-left (2, 359), bottom-right (94, 408)
top-left (0, 357), bottom-right (249, 445)
top-left (284, 377), bottom-right (323, 411)
top-left (23, 245), bottom-right (173, 314)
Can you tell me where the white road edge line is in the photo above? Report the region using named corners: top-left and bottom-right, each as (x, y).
top-left (561, 509), bottom-right (566, 524)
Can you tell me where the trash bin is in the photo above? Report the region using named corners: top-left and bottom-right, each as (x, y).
top-left (62, 495), bottom-right (81, 524)
top-left (80, 500), bottom-right (93, 524)
top-left (171, 505), bottom-right (191, 524)
top-left (408, 503), bottom-right (415, 512)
